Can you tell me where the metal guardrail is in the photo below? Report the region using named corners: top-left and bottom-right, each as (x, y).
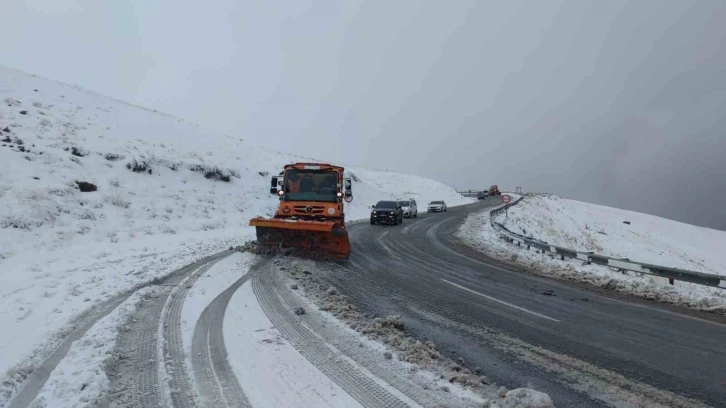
top-left (490, 198), bottom-right (726, 288)
top-left (457, 190), bottom-right (487, 197)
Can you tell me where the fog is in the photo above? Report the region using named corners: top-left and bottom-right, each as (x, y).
top-left (2, 0), bottom-right (724, 229)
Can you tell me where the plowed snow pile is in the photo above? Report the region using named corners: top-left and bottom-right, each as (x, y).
top-left (0, 65), bottom-right (469, 394)
top-left (458, 194), bottom-right (726, 312)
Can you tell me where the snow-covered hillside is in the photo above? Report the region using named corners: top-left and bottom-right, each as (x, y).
top-left (458, 194), bottom-right (726, 312)
top-left (501, 194), bottom-right (726, 275)
top-left (0, 66), bottom-right (469, 378)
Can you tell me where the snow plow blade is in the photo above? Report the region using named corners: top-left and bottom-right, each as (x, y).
top-left (249, 217), bottom-right (350, 261)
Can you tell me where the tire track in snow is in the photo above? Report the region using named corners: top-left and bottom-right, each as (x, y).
top-left (252, 259), bottom-right (414, 408)
top-left (161, 256), bottom-right (225, 407)
top-left (190, 266), bottom-right (255, 407)
top-left (6, 291), bottom-right (132, 408)
top-left (6, 250), bottom-right (234, 408)
top-left (105, 250), bottom-right (233, 408)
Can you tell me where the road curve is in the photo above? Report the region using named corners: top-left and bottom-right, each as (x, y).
top-left (314, 201), bottom-right (726, 407)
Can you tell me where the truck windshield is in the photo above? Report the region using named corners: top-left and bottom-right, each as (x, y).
top-left (284, 169), bottom-right (338, 202)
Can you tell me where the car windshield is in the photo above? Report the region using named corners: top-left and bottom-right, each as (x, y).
top-left (376, 201), bottom-right (397, 209)
top-left (284, 169), bottom-right (338, 202)
top-left (429, 201), bottom-right (442, 205)
top-left (398, 201), bottom-right (409, 207)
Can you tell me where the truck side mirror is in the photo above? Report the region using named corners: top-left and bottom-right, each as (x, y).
top-left (344, 178), bottom-right (352, 197)
top-left (270, 176), bottom-right (279, 195)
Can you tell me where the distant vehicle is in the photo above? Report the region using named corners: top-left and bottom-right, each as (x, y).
top-left (370, 200), bottom-right (404, 225)
top-left (398, 198), bottom-right (418, 218)
top-left (477, 191), bottom-right (489, 200)
top-left (427, 200), bottom-right (447, 212)
top-left (489, 185), bottom-right (501, 196)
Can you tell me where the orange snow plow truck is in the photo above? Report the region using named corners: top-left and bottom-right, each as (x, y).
top-left (249, 163), bottom-right (353, 260)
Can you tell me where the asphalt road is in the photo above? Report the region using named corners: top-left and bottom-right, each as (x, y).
top-left (316, 201), bottom-right (726, 407)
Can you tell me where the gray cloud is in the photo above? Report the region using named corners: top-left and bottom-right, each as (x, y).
top-left (2, 0), bottom-right (724, 229)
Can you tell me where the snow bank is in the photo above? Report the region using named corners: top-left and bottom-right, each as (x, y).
top-left (0, 66), bottom-right (468, 380)
top-left (457, 194), bottom-right (726, 312)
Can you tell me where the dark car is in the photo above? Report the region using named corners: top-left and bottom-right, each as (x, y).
top-left (370, 200), bottom-right (404, 225)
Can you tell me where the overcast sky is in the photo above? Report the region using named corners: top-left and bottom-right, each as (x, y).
top-left (2, 0), bottom-right (725, 230)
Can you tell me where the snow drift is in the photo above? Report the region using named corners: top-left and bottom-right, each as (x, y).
top-left (0, 65), bottom-right (469, 385)
top-left (458, 193), bottom-right (726, 312)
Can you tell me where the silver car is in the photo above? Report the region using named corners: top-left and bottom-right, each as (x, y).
top-left (427, 200), bottom-right (447, 212)
top-left (398, 199), bottom-right (418, 218)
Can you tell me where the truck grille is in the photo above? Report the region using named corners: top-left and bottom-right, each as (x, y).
top-left (293, 205), bottom-right (325, 214)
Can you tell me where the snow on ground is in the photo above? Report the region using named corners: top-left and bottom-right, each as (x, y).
top-left (457, 194), bottom-right (726, 312)
top-left (179, 251), bottom-right (255, 397)
top-left (26, 287), bottom-right (157, 408)
top-left (501, 388), bottom-right (554, 408)
top-left (0, 66), bottom-right (469, 386)
top-left (224, 281), bottom-right (363, 408)
top-left (502, 194), bottom-right (726, 274)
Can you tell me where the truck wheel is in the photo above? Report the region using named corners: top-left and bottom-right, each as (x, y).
top-left (370, 220), bottom-right (375, 225)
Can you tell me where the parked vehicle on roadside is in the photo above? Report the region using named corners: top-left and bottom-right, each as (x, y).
top-left (398, 198), bottom-right (418, 218)
top-left (427, 200), bottom-right (447, 212)
top-left (370, 201), bottom-right (404, 225)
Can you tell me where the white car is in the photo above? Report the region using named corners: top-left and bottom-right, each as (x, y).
top-left (427, 200), bottom-right (447, 212)
top-left (398, 199), bottom-right (418, 218)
